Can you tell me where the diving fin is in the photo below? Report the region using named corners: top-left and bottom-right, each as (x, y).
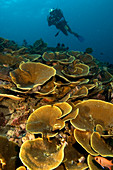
top-left (55, 31), bottom-right (60, 37)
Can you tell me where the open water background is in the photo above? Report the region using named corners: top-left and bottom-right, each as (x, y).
top-left (0, 0), bottom-right (113, 63)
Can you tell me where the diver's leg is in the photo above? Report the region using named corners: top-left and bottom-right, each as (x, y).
top-left (56, 24), bottom-right (68, 36)
top-left (66, 25), bottom-right (84, 42)
top-left (60, 27), bottom-right (68, 35)
top-left (66, 25), bottom-right (78, 36)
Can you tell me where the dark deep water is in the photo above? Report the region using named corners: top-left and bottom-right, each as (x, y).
top-left (0, 0), bottom-right (113, 63)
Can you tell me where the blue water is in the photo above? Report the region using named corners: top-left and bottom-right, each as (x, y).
top-left (0, 0), bottom-right (113, 63)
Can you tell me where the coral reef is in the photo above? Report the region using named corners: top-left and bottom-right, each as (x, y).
top-left (0, 37), bottom-right (113, 170)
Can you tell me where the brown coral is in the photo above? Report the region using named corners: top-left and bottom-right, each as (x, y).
top-left (71, 99), bottom-right (113, 131)
top-left (0, 136), bottom-right (20, 170)
top-left (19, 138), bottom-right (65, 170)
top-left (10, 62), bottom-right (56, 90)
top-left (62, 63), bottom-right (89, 78)
top-left (74, 129), bottom-right (98, 155)
top-left (26, 105), bottom-right (65, 137)
top-left (91, 132), bottom-right (113, 157)
top-left (42, 51), bottom-right (75, 64)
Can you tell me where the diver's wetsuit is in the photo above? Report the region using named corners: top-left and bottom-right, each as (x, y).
top-left (47, 9), bottom-right (71, 36)
top-left (47, 8), bottom-right (84, 42)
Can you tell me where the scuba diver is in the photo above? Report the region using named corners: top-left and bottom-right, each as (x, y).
top-left (47, 8), bottom-right (84, 42)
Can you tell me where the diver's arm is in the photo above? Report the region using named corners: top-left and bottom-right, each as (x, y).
top-left (47, 16), bottom-right (51, 26)
top-left (47, 16), bottom-right (53, 26)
